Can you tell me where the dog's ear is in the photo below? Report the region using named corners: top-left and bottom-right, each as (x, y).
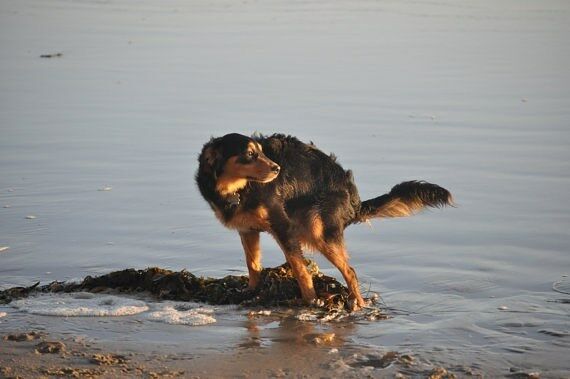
top-left (200, 140), bottom-right (223, 175)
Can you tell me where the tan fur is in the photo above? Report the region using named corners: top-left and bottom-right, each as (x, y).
top-left (374, 198), bottom-right (425, 218)
top-left (216, 206), bottom-right (270, 232)
top-left (317, 242), bottom-right (364, 309)
top-left (215, 157), bottom-right (250, 195)
top-left (239, 231), bottom-right (262, 289)
top-left (216, 177), bottom-right (248, 196)
top-left (309, 212), bottom-right (324, 240)
top-left (216, 155), bottom-right (278, 195)
top-left (273, 240), bottom-right (317, 303)
top-left (291, 211), bottom-right (364, 308)
top-left (297, 210), bottom-right (325, 252)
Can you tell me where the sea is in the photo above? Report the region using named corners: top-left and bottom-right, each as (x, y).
top-left (1, 0), bottom-right (569, 376)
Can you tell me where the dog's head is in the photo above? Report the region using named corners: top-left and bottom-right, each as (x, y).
top-left (199, 133), bottom-right (280, 195)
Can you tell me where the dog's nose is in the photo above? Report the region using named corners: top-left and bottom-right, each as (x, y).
top-left (271, 164), bottom-right (280, 174)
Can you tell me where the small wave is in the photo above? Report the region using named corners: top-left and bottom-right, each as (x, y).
top-left (147, 302), bottom-right (216, 326)
top-left (11, 293), bottom-right (149, 317)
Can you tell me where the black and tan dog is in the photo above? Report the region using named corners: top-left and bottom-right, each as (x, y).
top-left (196, 133), bottom-right (453, 309)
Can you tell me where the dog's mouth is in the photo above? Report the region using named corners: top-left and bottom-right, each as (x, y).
top-left (247, 171), bottom-right (279, 183)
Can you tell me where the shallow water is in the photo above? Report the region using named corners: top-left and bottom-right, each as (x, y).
top-left (1, 0), bottom-right (569, 376)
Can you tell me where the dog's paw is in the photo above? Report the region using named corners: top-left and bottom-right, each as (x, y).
top-left (348, 298), bottom-right (364, 312)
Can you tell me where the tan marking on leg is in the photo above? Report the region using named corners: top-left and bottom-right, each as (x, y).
top-left (318, 242), bottom-right (365, 309)
top-left (239, 231), bottom-right (262, 289)
top-left (285, 251), bottom-right (317, 304)
top-left (273, 234), bottom-right (317, 304)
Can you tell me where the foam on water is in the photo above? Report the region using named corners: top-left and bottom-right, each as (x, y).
top-left (11, 293), bottom-right (149, 317)
top-left (147, 302), bottom-right (216, 326)
top-left (0, 311), bottom-right (7, 318)
top-left (297, 312), bottom-right (318, 322)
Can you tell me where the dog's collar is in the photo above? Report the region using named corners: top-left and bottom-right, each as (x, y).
top-left (224, 192), bottom-right (240, 207)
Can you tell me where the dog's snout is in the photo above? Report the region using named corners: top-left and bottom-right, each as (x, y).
top-left (271, 164), bottom-right (281, 174)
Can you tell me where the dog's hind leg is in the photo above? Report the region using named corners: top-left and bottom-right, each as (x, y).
top-left (239, 231), bottom-right (262, 290)
top-left (318, 242), bottom-right (365, 310)
top-left (284, 250), bottom-right (317, 304)
top-left (311, 191), bottom-right (365, 310)
top-left (269, 209), bottom-right (317, 305)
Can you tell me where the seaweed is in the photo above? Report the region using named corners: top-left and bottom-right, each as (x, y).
top-left (0, 260), bottom-right (381, 315)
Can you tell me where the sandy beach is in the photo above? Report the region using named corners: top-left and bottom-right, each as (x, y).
top-left (1, 323), bottom-right (468, 378)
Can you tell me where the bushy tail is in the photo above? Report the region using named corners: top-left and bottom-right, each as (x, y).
top-left (356, 180), bottom-right (454, 222)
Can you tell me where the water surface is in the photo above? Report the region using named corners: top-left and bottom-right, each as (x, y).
top-left (1, 0), bottom-right (569, 376)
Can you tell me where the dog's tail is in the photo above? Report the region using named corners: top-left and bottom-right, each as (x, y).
top-left (355, 180), bottom-right (454, 223)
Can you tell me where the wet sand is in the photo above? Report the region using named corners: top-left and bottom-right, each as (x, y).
top-left (1, 327), bottom-right (468, 379)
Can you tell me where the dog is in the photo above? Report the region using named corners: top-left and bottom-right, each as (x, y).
top-left (196, 133), bottom-right (453, 309)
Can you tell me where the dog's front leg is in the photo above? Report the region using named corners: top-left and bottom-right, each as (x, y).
top-left (269, 210), bottom-right (317, 305)
top-left (239, 231), bottom-right (262, 290)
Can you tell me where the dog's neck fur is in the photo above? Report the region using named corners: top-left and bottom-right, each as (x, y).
top-left (215, 176), bottom-right (248, 196)
top-left (196, 169), bottom-right (245, 219)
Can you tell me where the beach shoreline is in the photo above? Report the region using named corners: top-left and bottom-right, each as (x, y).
top-left (1, 327), bottom-right (465, 379)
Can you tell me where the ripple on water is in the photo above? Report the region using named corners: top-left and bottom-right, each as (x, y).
top-left (552, 277), bottom-right (570, 295)
top-left (424, 276), bottom-right (498, 295)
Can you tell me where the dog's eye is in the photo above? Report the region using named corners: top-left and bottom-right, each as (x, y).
top-left (247, 151), bottom-right (258, 160)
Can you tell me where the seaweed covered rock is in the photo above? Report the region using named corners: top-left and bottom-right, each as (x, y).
top-left (244, 261), bottom-right (353, 312)
top-left (0, 260), bottom-right (376, 313)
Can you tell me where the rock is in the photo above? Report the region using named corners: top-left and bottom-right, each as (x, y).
top-left (35, 341), bottom-right (66, 354)
top-left (39, 52), bottom-right (63, 58)
top-left (428, 367), bottom-right (456, 379)
top-left (399, 353), bottom-right (414, 366)
top-left (3, 331), bottom-right (42, 342)
top-left (507, 371), bottom-right (541, 379)
top-left (0, 366), bottom-right (13, 376)
top-left (0, 281), bottom-right (40, 304)
top-left (306, 332), bottom-right (335, 345)
top-left (41, 367), bottom-right (102, 377)
top-left (90, 353), bottom-right (128, 366)
top-left (0, 261), bottom-right (385, 319)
